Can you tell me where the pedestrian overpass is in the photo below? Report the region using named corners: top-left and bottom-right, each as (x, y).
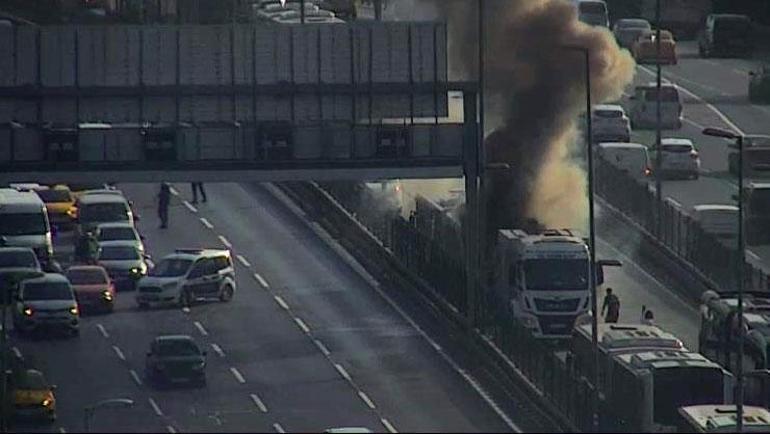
top-left (0, 21), bottom-right (478, 183)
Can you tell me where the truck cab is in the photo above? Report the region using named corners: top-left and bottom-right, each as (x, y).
top-left (493, 229), bottom-right (591, 338)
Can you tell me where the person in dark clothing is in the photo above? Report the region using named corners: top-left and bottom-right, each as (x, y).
top-left (158, 183), bottom-right (171, 229)
top-left (75, 232), bottom-right (99, 264)
top-left (191, 182), bottom-right (207, 204)
top-left (601, 287), bottom-right (620, 323)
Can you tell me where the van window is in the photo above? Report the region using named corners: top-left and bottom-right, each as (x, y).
top-left (80, 203), bottom-right (129, 223)
top-left (0, 213), bottom-right (48, 236)
top-left (37, 189), bottom-right (72, 203)
top-left (594, 109), bottom-right (622, 118)
top-left (662, 144), bottom-right (693, 153)
top-left (644, 88), bottom-right (679, 102)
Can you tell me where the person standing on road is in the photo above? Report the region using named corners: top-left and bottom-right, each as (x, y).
top-left (641, 305), bottom-right (655, 326)
top-left (158, 182), bottom-right (171, 229)
top-left (191, 182), bottom-right (207, 204)
top-left (601, 287), bottom-right (620, 323)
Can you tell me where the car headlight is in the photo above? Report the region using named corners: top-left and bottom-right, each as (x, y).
top-left (192, 361), bottom-right (206, 370)
top-left (42, 398), bottom-right (52, 407)
top-left (69, 306), bottom-right (79, 316)
top-left (23, 307), bottom-right (33, 316)
top-left (102, 290), bottom-right (113, 301)
top-left (129, 267), bottom-right (142, 275)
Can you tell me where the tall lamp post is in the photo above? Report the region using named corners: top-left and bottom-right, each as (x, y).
top-left (703, 126), bottom-right (745, 432)
top-left (561, 43), bottom-right (599, 432)
top-left (654, 0), bottom-right (664, 238)
top-left (83, 398), bottom-right (135, 433)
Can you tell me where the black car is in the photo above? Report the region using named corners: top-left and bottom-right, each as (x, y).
top-left (145, 335), bottom-right (206, 386)
top-left (698, 14), bottom-right (753, 58)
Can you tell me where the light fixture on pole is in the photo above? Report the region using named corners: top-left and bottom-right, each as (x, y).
top-left (561, 43), bottom-right (599, 432)
top-left (703, 126), bottom-right (745, 433)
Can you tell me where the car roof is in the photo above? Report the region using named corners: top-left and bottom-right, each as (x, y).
top-left (661, 138), bottom-right (693, 146)
top-left (23, 273), bottom-right (68, 284)
top-left (692, 204), bottom-right (738, 212)
top-left (98, 240), bottom-right (140, 248)
top-left (712, 13), bottom-right (750, 20)
top-left (77, 193), bottom-right (128, 204)
top-left (598, 142), bottom-right (647, 150)
top-left (166, 248), bottom-right (230, 260)
top-left (66, 264), bottom-right (107, 273)
top-left (97, 222), bottom-right (136, 229)
top-left (593, 104), bottom-right (624, 112)
top-left (0, 246), bottom-right (36, 255)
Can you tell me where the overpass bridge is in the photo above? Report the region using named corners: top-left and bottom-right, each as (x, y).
top-left (0, 20), bottom-right (478, 183)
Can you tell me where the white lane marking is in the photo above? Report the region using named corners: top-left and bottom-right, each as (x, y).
top-left (254, 273), bottom-right (270, 289)
top-left (96, 324), bottom-right (109, 338)
top-left (169, 186), bottom-right (179, 196)
top-left (334, 363), bottom-right (352, 382)
top-left (200, 217), bottom-right (214, 229)
top-left (210, 343), bottom-right (225, 357)
top-left (112, 345), bottom-right (126, 361)
top-left (218, 235), bottom-right (232, 249)
top-left (250, 393), bottom-right (268, 413)
top-left (747, 250), bottom-right (762, 262)
top-left (148, 397), bottom-right (163, 416)
top-left (314, 339), bottom-right (331, 356)
top-left (129, 369), bottom-right (143, 386)
top-left (194, 321), bottom-right (209, 337)
top-left (298, 215), bottom-right (523, 433)
top-left (293, 317), bottom-right (310, 334)
top-left (166, 426), bottom-right (177, 433)
top-left (381, 419), bottom-right (398, 433)
top-left (230, 367), bottom-right (246, 384)
top-left (273, 423), bottom-right (285, 433)
top-left (357, 391), bottom-right (376, 409)
top-left (59, 427), bottom-right (66, 433)
top-left (11, 347), bottom-right (22, 360)
top-left (273, 295), bottom-right (289, 310)
top-left (638, 65), bottom-right (745, 135)
top-left (237, 255), bottom-right (251, 267)
top-left (182, 306), bottom-right (191, 314)
top-left (183, 201), bottom-right (198, 213)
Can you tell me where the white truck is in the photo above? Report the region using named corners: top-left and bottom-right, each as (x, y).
top-left (492, 228), bottom-right (595, 338)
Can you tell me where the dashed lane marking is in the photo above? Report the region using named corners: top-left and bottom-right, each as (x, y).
top-left (183, 201), bottom-right (198, 213)
top-left (293, 317), bottom-right (310, 334)
top-left (254, 273), bottom-right (270, 289)
top-left (11, 347), bottom-right (22, 360)
top-left (381, 418), bottom-right (398, 433)
top-left (210, 343), bottom-right (225, 357)
top-left (166, 425), bottom-right (177, 433)
top-left (58, 427), bottom-right (66, 433)
top-left (273, 295), bottom-right (289, 310)
top-left (748, 250), bottom-right (762, 262)
top-left (314, 339), bottom-right (331, 357)
top-left (96, 324), bottom-right (109, 338)
top-left (250, 393), bottom-right (268, 413)
top-left (334, 363), bottom-right (352, 382)
top-left (148, 397), bottom-right (163, 416)
top-left (230, 367), bottom-right (246, 384)
top-left (237, 255), bottom-right (251, 267)
top-left (169, 186), bottom-right (179, 196)
top-left (112, 345), bottom-right (126, 361)
top-left (194, 321), bottom-right (209, 337)
top-left (130, 369), bottom-right (142, 386)
top-left (218, 235), bottom-right (232, 249)
top-left (358, 391), bottom-right (376, 410)
top-left (182, 306), bottom-right (191, 314)
top-left (273, 423), bottom-right (285, 433)
top-left (199, 217), bottom-right (214, 229)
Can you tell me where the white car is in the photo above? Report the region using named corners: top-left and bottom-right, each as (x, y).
top-left (613, 18), bottom-right (652, 49)
top-left (591, 104), bottom-right (631, 143)
top-left (658, 138), bottom-right (701, 179)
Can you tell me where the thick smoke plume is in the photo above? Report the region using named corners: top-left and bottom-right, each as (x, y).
top-left (388, 0), bottom-right (635, 238)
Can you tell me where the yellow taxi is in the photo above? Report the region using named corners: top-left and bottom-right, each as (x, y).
top-left (36, 185), bottom-right (76, 229)
top-left (13, 369), bottom-right (56, 422)
top-left (632, 29), bottom-right (678, 65)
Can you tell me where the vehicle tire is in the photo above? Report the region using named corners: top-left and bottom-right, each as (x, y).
top-left (219, 285), bottom-right (234, 302)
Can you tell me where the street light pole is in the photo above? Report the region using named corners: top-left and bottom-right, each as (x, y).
top-left (654, 0), bottom-right (663, 238)
top-left (475, 0), bottom-right (486, 328)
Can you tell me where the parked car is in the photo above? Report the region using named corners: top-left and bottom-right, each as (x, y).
top-left (749, 66), bottom-right (770, 104)
top-left (95, 241), bottom-right (150, 291)
top-left (12, 273), bottom-right (79, 337)
top-left (632, 30), bottom-right (677, 65)
top-left (613, 18), bottom-right (652, 49)
top-left (136, 249), bottom-right (235, 308)
top-left (12, 369), bottom-right (56, 422)
top-left (65, 265), bottom-right (115, 313)
top-left (591, 104), bottom-right (631, 143)
top-left (698, 14), bottom-right (753, 58)
top-left (145, 335), bottom-right (207, 386)
top-left (656, 138), bottom-right (701, 179)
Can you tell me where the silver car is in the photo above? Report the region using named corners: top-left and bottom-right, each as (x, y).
top-left (95, 222), bottom-right (145, 255)
top-left (658, 138), bottom-right (701, 179)
top-left (96, 240), bottom-right (151, 291)
top-left (13, 273), bottom-right (79, 336)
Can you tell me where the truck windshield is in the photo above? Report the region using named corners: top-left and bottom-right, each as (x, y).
top-left (653, 366), bottom-right (724, 426)
top-left (0, 213), bottom-right (48, 236)
top-left (524, 259), bottom-right (588, 291)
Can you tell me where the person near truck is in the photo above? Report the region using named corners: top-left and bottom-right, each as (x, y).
top-left (601, 287), bottom-right (620, 323)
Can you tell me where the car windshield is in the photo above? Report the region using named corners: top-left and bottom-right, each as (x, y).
top-left (594, 109), bottom-right (622, 118)
top-left (621, 20), bottom-right (650, 30)
top-left (23, 281), bottom-right (72, 301)
top-left (0, 213), bottom-right (48, 236)
top-left (98, 227), bottom-right (137, 242)
top-left (662, 144), bottom-right (693, 152)
top-left (68, 183), bottom-right (104, 192)
top-left (79, 203), bottom-right (129, 223)
top-left (98, 246), bottom-right (139, 260)
top-left (156, 339), bottom-right (200, 357)
top-left (715, 18), bottom-right (750, 36)
top-left (16, 371), bottom-right (49, 390)
top-left (37, 189), bottom-right (71, 203)
top-left (66, 269), bottom-right (107, 285)
top-left (524, 259), bottom-right (589, 291)
top-left (746, 137), bottom-right (770, 148)
top-left (150, 258), bottom-right (192, 277)
top-left (0, 251), bottom-right (37, 268)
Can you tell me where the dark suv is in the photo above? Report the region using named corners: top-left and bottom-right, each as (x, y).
top-left (698, 14), bottom-right (753, 58)
top-left (145, 335), bottom-right (207, 386)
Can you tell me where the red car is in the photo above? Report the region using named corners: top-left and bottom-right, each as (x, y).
top-left (65, 265), bottom-right (115, 313)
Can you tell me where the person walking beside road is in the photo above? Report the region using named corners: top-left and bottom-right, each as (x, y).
top-left (601, 287), bottom-right (620, 323)
top-left (158, 183), bottom-right (171, 229)
top-left (641, 305), bottom-right (655, 326)
top-left (191, 182), bottom-right (207, 204)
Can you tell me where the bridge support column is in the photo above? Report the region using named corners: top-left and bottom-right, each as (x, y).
top-left (463, 91), bottom-right (479, 327)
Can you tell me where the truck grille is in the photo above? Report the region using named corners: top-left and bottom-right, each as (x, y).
top-left (538, 315), bottom-right (578, 336)
top-left (533, 298), bottom-right (580, 312)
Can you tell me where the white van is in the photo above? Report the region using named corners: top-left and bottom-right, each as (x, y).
top-left (691, 204), bottom-right (738, 244)
top-left (74, 193), bottom-right (135, 239)
top-left (574, 0), bottom-right (609, 27)
top-left (597, 142), bottom-right (652, 181)
top-left (629, 83), bottom-right (683, 130)
top-left (0, 188), bottom-right (53, 261)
